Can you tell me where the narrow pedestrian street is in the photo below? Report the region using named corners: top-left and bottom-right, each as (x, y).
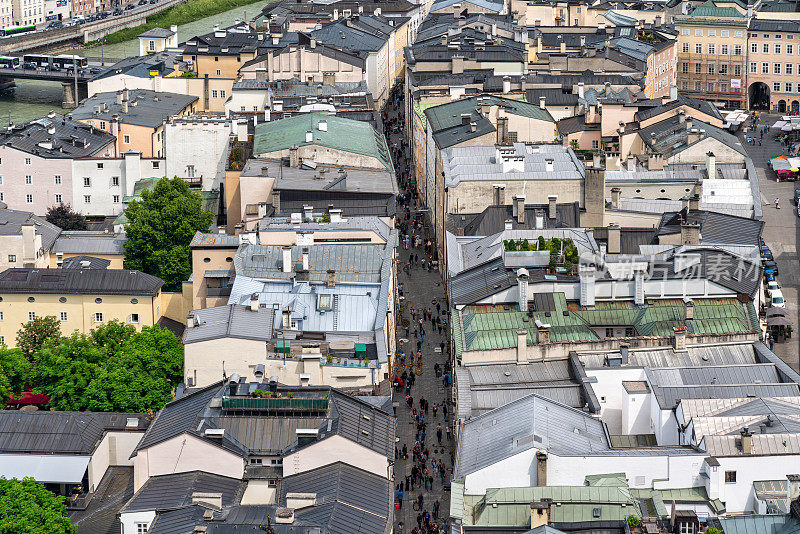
top-left (382, 84), bottom-right (453, 534)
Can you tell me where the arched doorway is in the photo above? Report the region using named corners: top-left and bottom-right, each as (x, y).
top-left (792, 101), bottom-right (799, 114)
top-left (779, 100), bottom-right (787, 113)
top-left (749, 82), bottom-right (770, 110)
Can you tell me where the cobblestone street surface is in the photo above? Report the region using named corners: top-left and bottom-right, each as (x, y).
top-left (382, 85), bottom-right (453, 534)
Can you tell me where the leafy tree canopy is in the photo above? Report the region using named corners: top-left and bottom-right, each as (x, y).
top-left (16, 316), bottom-right (61, 362)
top-left (0, 477), bottom-right (75, 534)
top-left (123, 177), bottom-right (214, 291)
top-left (26, 321), bottom-right (183, 413)
top-left (45, 204), bottom-right (87, 231)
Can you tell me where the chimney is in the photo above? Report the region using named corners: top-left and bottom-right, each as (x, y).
top-left (21, 223), bottom-right (36, 264)
top-left (305, 131), bottom-right (313, 143)
top-left (122, 88), bottom-right (129, 102)
top-left (648, 153), bottom-right (664, 170)
top-left (286, 493), bottom-right (317, 510)
top-left (610, 187), bottom-right (621, 209)
top-left (688, 193), bottom-right (700, 212)
top-left (548, 194), bottom-right (558, 219)
top-left (536, 320), bottom-right (550, 344)
top-left (545, 158), bottom-right (554, 172)
top-left (318, 120), bottom-right (327, 132)
top-left (670, 85), bottom-right (678, 101)
top-left (323, 72), bottom-right (335, 86)
top-left (186, 314), bottom-right (196, 328)
top-left (492, 184), bottom-right (505, 205)
top-left (607, 223), bottom-right (621, 254)
top-left (255, 68), bottom-right (267, 83)
top-left (250, 292), bottom-right (259, 312)
top-left (282, 245), bottom-right (293, 273)
top-left (289, 145), bottom-right (299, 167)
top-left (303, 205), bottom-right (313, 222)
top-left (678, 109), bottom-right (686, 123)
top-left (326, 269), bottom-right (335, 287)
top-left (681, 221), bottom-right (701, 245)
top-left (516, 329), bottom-right (528, 363)
top-left (469, 122), bottom-right (477, 132)
top-left (461, 113), bottom-right (471, 126)
top-left (517, 268), bottom-right (529, 312)
top-left (536, 452), bottom-right (548, 486)
top-left (539, 96), bottom-right (546, 110)
top-left (592, 152), bottom-right (602, 169)
top-left (502, 76), bottom-right (511, 94)
top-left (192, 493), bottom-right (223, 510)
top-left (559, 40), bottom-right (566, 53)
top-left (685, 299), bottom-right (694, 320)
top-left (740, 428), bottom-right (753, 455)
top-left (505, 219), bottom-right (513, 230)
top-left (275, 508), bottom-right (295, 524)
top-left (706, 151), bottom-right (716, 180)
top-left (515, 195), bottom-right (526, 223)
top-left (685, 117), bottom-right (693, 131)
top-left (578, 82), bottom-right (585, 99)
top-left (116, 91), bottom-right (123, 105)
top-left (272, 190), bottom-right (281, 213)
top-left (673, 325), bottom-right (687, 351)
top-left (122, 100), bottom-right (129, 113)
top-left (531, 501), bottom-right (551, 529)
top-left (329, 208), bottom-right (342, 222)
top-left (626, 156), bottom-right (635, 171)
top-left (788, 474), bottom-right (800, 502)
top-left (301, 247), bottom-right (309, 271)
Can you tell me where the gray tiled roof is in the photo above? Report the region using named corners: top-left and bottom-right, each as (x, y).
top-left (0, 208), bottom-right (60, 251)
top-left (578, 342), bottom-right (760, 369)
top-left (0, 411), bottom-right (148, 454)
top-left (183, 305), bottom-right (275, 344)
top-left (53, 231), bottom-right (126, 255)
top-left (189, 232), bottom-right (241, 248)
top-left (138, 27), bottom-right (175, 38)
top-left (121, 471), bottom-right (244, 513)
top-left (61, 255), bottom-right (111, 270)
top-left (72, 89), bottom-right (198, 129)
top-left (657, 210), bottom-right (763, 247)
top-left (0, 116), bottom-right (115, 158)
top-left (0, 268), bottom-right (163, 296)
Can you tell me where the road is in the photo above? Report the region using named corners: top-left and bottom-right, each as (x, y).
top-left (739, 114), bottom-right (800, 371)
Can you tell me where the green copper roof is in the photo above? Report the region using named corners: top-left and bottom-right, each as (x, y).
top-left (689, 0), bottom-right (745, 17)
top-left (252, 113), bottom-right (394, 172)
top-left (585, 473), bottom-right (629, 487)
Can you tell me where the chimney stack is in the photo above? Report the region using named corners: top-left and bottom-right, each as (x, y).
top-left (680, 221), bottom-right (701, 245)
top-left (539, 96), bottom-right (546, 110)
top-left (515, 195), bottom-right (526, 223)
top-left (706, 151), bottom-right (716, 180)
top-left (578, 82), bottom-right (584, 99)
top-left (250, 292), bottom-right (259, 312)
top-left (607, 223), bottom-right (621, 254)
top-left (548, 194), bottom-right (558, 219)
top-left (673, 325), bottom-right (687, 351)
top-left (282, 245), bottom-right (293, 273)
top-left (326, 269), bottom-right (335, 287)
top-left (536, 452), bottom-right (548, 486)
top-left (517, 268), bottom-right (529, 312)
top-left (492, 184), bottom-right (505, 205)
top-left (301, 247), bottom-right (310, 271)
top-left (289, 145), bottom-right (299, 167)
top-left (502, 76), bottom-right (511, 94)
top-left (610, 187), bottom-right (621, 209)
top-left (516, 329), bottom-right (528, 363)
top-left (740, 428), bottom-right (753, 455)
top-left (685, 299), bottom-right (694, 320)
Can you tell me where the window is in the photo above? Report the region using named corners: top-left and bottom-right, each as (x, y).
top-left (24, 157), bottom-right (30, 165)
top-left (776, 34), bottom-right (782, 39)
top-left (54, 175), bottom-right (61, 185)
top-left (211, 89), bottom-right (218, 98)
top-left (625, 327), bottom-right (635, 337)
top-left (774, 81), bottom-right (782, 92)
top-left (734, 64), bottom-right (741, 76)
top-left (721, 44), bottom-right (728, 55)
top-left (187, 165), bottom-right (195, 178)
top-left (682, 80), bottom-right (689, 90)
top-left (682, 42), bottom-right (689, 53)
top-left (111, 176), bottom-right (119, 187)
top-left (60, 312), bottom-right (68, 322)
top-left (0, 312), bottom-right (3, 321)
top-left (682, 28), bottom-right (689, 35)
top-left (708, 82), bottom-right (715, 91)
top-left (751, 43), bottom-right (758, 53)
top-left (763, 62), bottom-right (770, 73)
top-left (216, 69), bottom-right (221, 76)
top-left (28, 312), bottom-right (35, 321)
top-left (719, 64), bottom-right (728, 74)
top-left (8, 255), bottom-right (15, 262)
top-left (148, 40), bottom-right (154, 51)
top-left (591, 140), bottom-right (599, 149)
top-left (708, 63), bottom-right (715, 74)
top-left (775, 63), bottom-right (782, 74)
top-left (100, 121), bottom-right (106, 129)
top-left (775, 44), bottom-right (783, 55)
top-left (725, 471), bottom-right (737, 483)
top-left (789, 44), bottom-right (795, 55)
top-left (721, 30), bottom-right (729, 37)
top-left (788, 63), bottom-right (794, 75)
top-left (708, 29), bottom-right (716, 36)
top-left (679, 524), bottom-right (696, 534)
top-left (123, 134), bottom-right (130, 144)
top-left (708, 44), bottom-right (715, 54)
top-left (695, 63), bottom-right (702, 74)
top-left (220, 90), bottom-right (226, 98)
top-left (25, 194), bottom-right (32, 204)
top-left (129, 313), bottom-right (139, 324)
top-left (83, 177), bottom-right (90, 187)
top-left (764, 34), bottom-right (771, 39)
top-left (152, 161), bottom-right (159, 169)
top-left (24, 175), bottom-right (31, 184)
top-left (787, 82), bottom-right (793, 92)
top-left (84, 195), bottom-right (90, 204)
top-left (750, 61), bottom-right (758, 73)
top-left (214, 56), bottom-right (219, 62)
top-left (695, 81), bottom-right (702, 91)
top-left (93, 312), bottom-right (103, 323)
top-left (55, 194), bottom-right (62, 203)
top-left (682, 62), bottom-right (689, 73)
top-left (695, 43), bottom-right (702, 54)
top-left (135, 523), bottom-right (148, 534)
top-left (764, 43), bottom-right (770, 53)
top-left (734, 44), bottom-right (742, 55)
top-left (695, 29), bottom-right (703, 36)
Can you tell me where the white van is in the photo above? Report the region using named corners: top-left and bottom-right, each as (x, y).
top-left (771, 288), bottom-right (786, 308)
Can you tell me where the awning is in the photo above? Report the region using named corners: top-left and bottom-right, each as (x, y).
top-left (0, 455), bottom-right (90, 484)
top-left (766, 307), bottom-right (791, 318)
top-left (767, 315), bottom-right (793, 326)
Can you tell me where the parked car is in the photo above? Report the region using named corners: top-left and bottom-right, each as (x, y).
top-left (22, 61), bottom-right (36, 70)
top-left (766, 280), bottom-right (781, 298)
top-left (138, 0), bottom-right (148, 5)
top-left (763, 260), bottom-right (779, 276)
top-left (794, 188), bottom-right (800, 205)
top-left (113, 7), bottom-right (123, 14)
top-left (761, 249), bottom-right (774, 261)
top-left (770, 288), bottom-right (787, 308)
top-left (125, 3), bottom-right (135, 9)
top-left (47, 20), bottom-right (62, 28)
top-left (88, 66), bottom-right (103, 74)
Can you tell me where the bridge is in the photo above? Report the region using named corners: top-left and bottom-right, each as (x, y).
top-left (0, 0), bottom-right (187, 55)
top-left (0, 66), bottom-right (94, 107)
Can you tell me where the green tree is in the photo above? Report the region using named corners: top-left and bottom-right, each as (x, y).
top-left (32, 322), bottom-right (182, 412)
top-left (0, 348), bottom-right (31, 395)
top-left (123, 177), bottom-right (214, 291)
top-left (45, 204), bottom-right (88, 231)
top-left (0, 477), bottom-right (75, 534)
top-left (16, 316), bottom-right (61, 362)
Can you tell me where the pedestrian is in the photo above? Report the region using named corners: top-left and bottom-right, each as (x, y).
top-left (397, 487), bottom-right (403, 509)
top-left (432, 403), bottom-right (438, 417)
top-left (446, 425), bottom-right (452, 441)
top-left (418, 494), bottom-right (424, 509)
top-left (433, 499), bottom-right (440, 519)
top-left (436, 424), bottom-right (443, 444)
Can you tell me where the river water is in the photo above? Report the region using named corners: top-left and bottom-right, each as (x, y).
top-left (0, 0), bottom-right (268, 124)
